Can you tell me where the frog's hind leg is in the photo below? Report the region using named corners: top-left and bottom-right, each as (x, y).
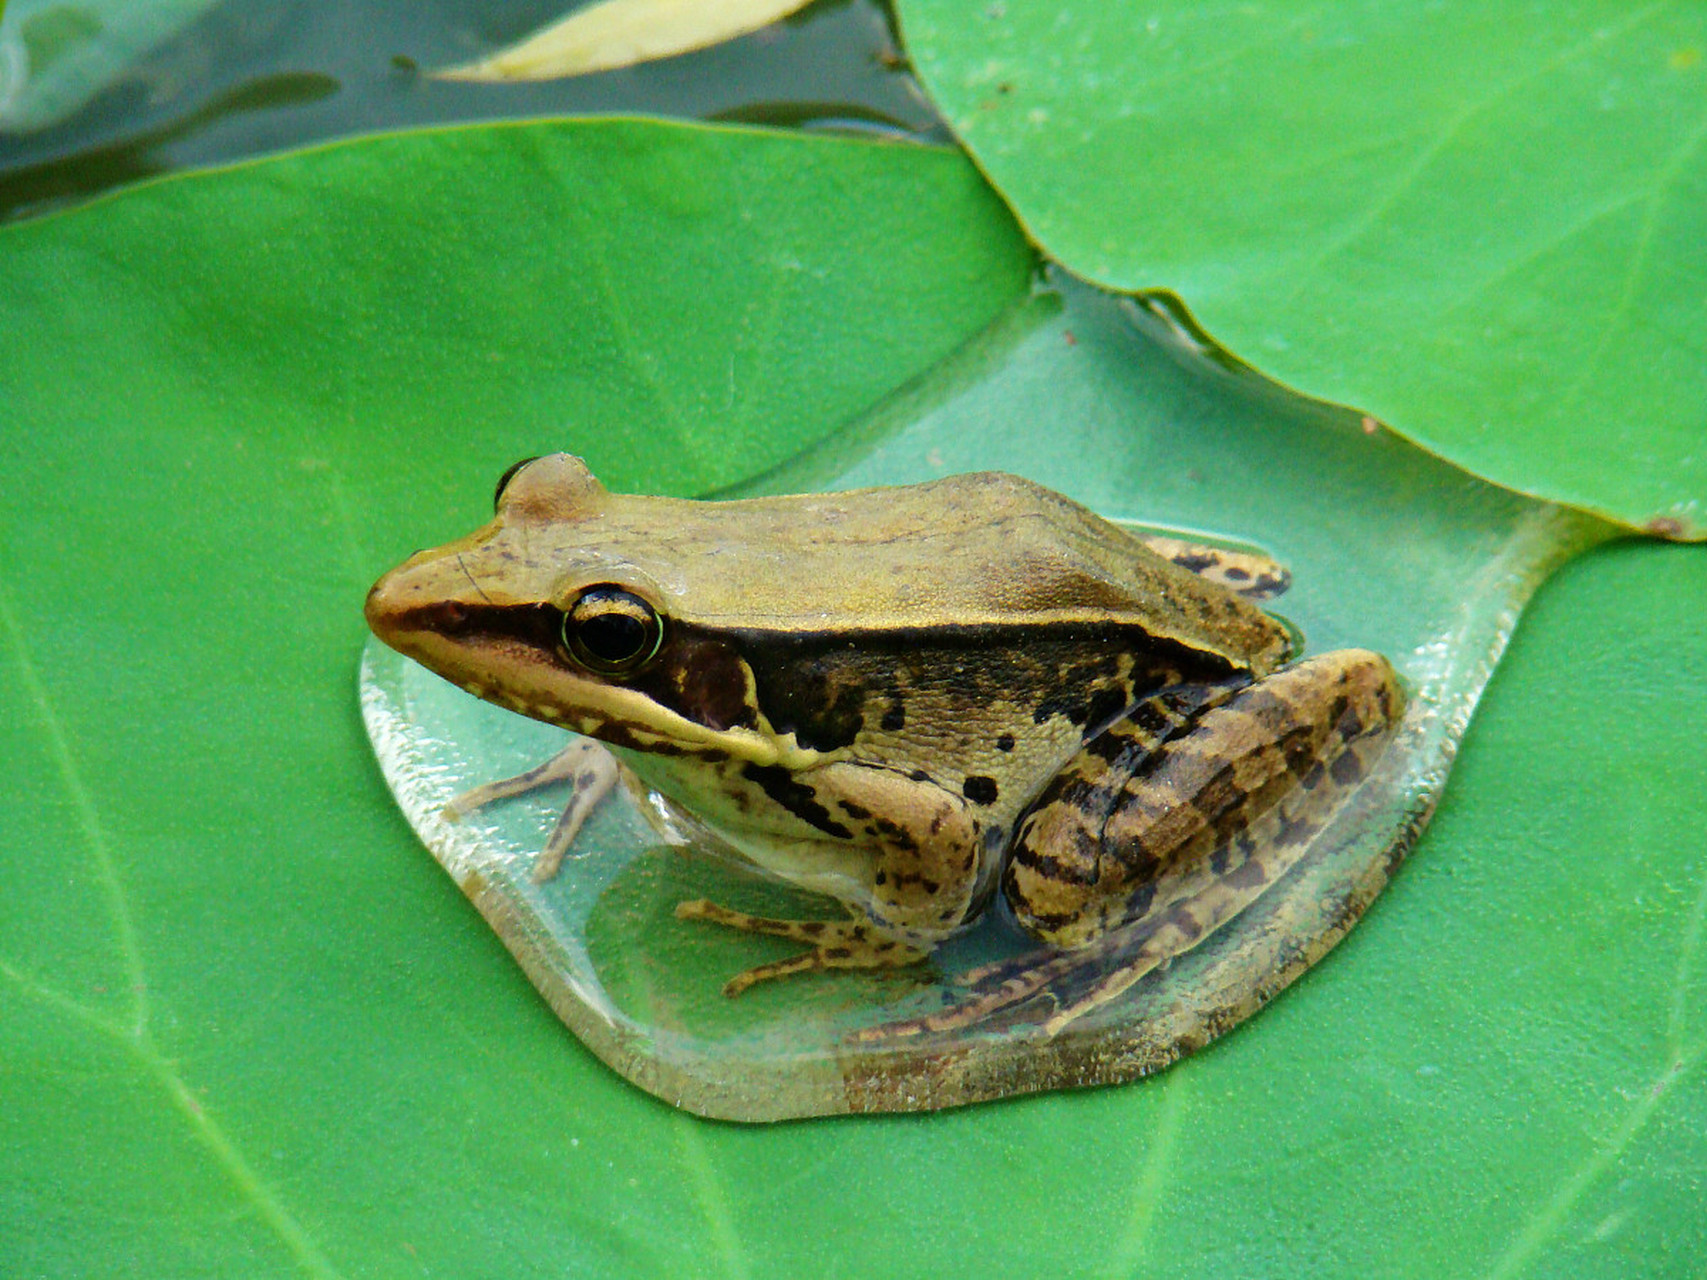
top-left (674, 899), bottom-right (929, 995)
top-left (869, 650), bottom-right (1404, 1041)
top-left (1014, 649), bottom-right (1403, 1030)
top-left (444, 737), bottom-right (622, 882)
top-left (1033, 824), bottom-right (1323, 1035)
top-left (1010, 650), bottom-right (1403, 943)
top-left (1137, 534), bottom-right (1291, 602)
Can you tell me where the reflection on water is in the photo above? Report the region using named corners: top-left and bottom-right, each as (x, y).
top-left (0, 0), bottom-right (944, 222)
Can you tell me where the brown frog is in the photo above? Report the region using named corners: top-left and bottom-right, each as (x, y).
top-left (365, 454), bottom-right (1403, 1032)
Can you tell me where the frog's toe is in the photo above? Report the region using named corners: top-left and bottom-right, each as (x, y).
top-left (673, 898), bottom-right (840, 941)
top-left (440, 738), bottom-right (622, 882)
top-left (674, 899), bottom-right (928, 995)
top-left (446, 737), bottom-right (611, 818)
top-left (717, 937), bottom-right (930, 997)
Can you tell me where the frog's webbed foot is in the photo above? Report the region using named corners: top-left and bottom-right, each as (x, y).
top-left (854, 943), bottom-right (1067, 1041)
top-left (674, 899), bottom-right (930, 996)
top-left (857, 865), bottom-right (1274, 1045)
top-left (444, 738), bottom-right (621, 882)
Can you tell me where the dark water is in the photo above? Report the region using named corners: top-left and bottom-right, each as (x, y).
top-left (0, 0), bottom-right (945, 222)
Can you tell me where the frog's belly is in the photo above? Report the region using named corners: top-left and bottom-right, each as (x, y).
top-left (614, 746), bottom-right (881, 909)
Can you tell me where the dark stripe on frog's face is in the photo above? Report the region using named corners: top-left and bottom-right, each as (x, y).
top-left (369, 600), bottom-right (760, 734)
top-left (383, 603), bottom-right (1257, 753)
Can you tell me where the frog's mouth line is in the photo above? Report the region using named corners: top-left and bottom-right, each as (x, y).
top-left (365, 596), bottom-right (566, 713)
top-left (366, 594), bottom-right (811, 770)
top-left (374, 597), bottom-right (560, 654)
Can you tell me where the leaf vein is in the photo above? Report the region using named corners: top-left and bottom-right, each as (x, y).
top-left (670, 1111), bottom-right (752, 1280)
top-left (1668, 860), bottom-right (1707, 1053)
top-left (0, 958), bottom-right (343, 1277)
top-left (1483, 1051), bottom-right (1702, 1276)
top-left (0, 573), bottom-right (148, 1035)
top-left (1550, 100), bottom-right (1707, 419)
top-left (1278, 0), bottom-right (1676, 293)
top-left (1105, 1068), bottom-right (1191, 1278)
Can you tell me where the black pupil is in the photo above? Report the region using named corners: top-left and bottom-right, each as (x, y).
top-left (579, 610), bottom-right (647, 663)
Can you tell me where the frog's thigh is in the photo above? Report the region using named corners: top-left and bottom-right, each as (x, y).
top-left (1006, 649), bottom-right (1404, 949)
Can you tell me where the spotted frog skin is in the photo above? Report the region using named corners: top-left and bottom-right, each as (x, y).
top-left (366, 455), bottom-right (1404, 1032)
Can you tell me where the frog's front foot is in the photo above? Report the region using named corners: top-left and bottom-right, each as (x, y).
top-left (674, 899), bottom-right (929, 996)
top-left (443, 738), bottom-right (621, 882)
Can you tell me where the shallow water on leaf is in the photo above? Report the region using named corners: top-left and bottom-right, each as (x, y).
top-left (361, 276), bottom-right (1607, 1120)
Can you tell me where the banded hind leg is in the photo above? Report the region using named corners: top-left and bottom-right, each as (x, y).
top-left (869, 650), bottom-right (1404, 1039)
top-left (1135, 534), bottom-right (1291, 602)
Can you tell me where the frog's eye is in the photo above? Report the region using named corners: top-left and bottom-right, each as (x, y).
top-left (493, 456), bottom-right (542, 511)
top-left (562, 586), bottom-right (664, 675)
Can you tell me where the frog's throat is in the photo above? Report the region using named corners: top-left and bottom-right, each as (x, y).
top-left (581, 699), bottom-right (821, 771)
top-left (462, 650), bottom-right (816, 769)
top-left (499, 651), bottom-right (820, 770)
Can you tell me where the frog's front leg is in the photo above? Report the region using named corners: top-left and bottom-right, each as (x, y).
top-left (676, 762), bottom-right (984, 995)
top-left (998, 648), bottom-right (1405, 1030)
top-left (444, 737), bottom-right (623, 882)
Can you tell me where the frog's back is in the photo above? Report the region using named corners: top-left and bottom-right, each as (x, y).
top-left (520, 462), bottom-right (1291, 674)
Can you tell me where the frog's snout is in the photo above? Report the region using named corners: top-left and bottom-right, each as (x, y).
top-left (365, 557), bottom-right (450, 647)
top-left (364, 567), bottom-right (408, 646)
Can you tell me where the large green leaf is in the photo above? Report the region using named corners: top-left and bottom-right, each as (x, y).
top-left (897, 0), bottom-right (1707, 537)
top-left (4, 118), bottom-right (1702, 1275)
top-left (0, 117), bottom-right (1028, 499)
top-left (0, 117), bottom-right (1029, 1272)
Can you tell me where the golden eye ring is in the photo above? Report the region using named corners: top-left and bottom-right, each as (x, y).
top-left (561, 586), bottom-right (664, 674)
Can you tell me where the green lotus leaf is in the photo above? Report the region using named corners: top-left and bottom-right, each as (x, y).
top-left (2, 116), bottom-right (1700, 1277)
top-left (897, 0), bottom-right (1707, 537)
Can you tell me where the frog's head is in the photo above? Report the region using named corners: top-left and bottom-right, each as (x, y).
top-left (365, 454), bottom-right (799, 768)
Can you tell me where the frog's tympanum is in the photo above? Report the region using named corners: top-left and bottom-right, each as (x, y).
top-left (366, 455), bottom-right (1404, 1037)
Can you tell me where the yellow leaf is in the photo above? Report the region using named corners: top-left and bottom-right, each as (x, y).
top-left (437, 0), bottom-right (813, 82)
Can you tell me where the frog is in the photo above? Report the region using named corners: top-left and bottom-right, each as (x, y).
top-left (365, 454), bottom-right (1405, 1035)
